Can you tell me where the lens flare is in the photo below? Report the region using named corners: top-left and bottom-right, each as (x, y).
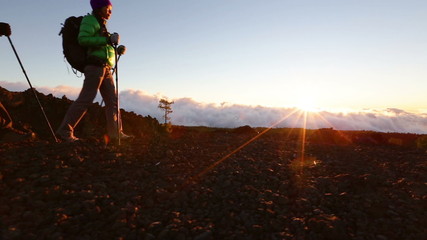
top-left (180, 109), bottom-right (299, 189)
top-left (296, 95), bottom-right (318, 113)
top-left (179, 98), bottom-right (354, 191)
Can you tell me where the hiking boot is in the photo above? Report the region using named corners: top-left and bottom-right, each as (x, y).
top-left (110, 132), bottom-right (133, 143)
top-left (0, 128), bottom-right (36, 143)
top-left (56, 130), bottom-right (80, 143)
top-left (59, 135), bottom-right (80, 143)
top-left (120, 132), bottom-right (133, 140)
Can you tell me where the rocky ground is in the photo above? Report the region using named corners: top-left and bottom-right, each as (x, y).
top-left (1, 127), bottom-right (426, 240)
top-left (0, 88), bottom-right (426, 239)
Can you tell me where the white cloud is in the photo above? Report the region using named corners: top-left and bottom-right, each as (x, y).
top-left (2, 81), bottom-right (427, 134)
top-left (119, 90), bottom-right (427, 134)
top-left (1, 81), bottom-right (100, 103)
top-left (0, 81), bottom-right (28, 92)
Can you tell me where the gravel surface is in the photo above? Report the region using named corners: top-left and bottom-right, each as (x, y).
top-left (1, 129), bottom-right (426, 240)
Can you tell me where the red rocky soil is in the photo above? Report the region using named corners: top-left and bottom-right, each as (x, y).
top-left (1, 128), bottom-right (426, 240)
top-left (0, 88), bottom-right (426, 239)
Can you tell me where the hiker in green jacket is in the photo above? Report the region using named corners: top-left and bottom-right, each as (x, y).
top-left (56, 0), bottom-right (129, 142)
top-left (0, 22), bottom-right (35, 142)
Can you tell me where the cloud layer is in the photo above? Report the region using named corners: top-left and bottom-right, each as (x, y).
top-left (2, 81), bottom-right (427, 134)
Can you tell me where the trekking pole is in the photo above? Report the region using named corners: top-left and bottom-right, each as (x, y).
top-left (112, 55), bottom-right (121, 75)
top-left (7, 36), bottom-right (59, 143)
top-left (99, 55), bottom-right (121, 108)
top-left (114, 44), bottom-right (121, 145)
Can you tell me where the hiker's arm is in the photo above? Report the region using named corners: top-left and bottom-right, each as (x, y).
top-left (78, 17), bottom-right (108, 47)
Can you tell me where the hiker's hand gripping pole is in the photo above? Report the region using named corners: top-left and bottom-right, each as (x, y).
top-left (112, 45), bottom-right (125, 75)
top-left (7, 36), bottom-right (58, 143)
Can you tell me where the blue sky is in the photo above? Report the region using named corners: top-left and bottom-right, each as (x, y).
top-left (1, 1), bottom-right (427, 118)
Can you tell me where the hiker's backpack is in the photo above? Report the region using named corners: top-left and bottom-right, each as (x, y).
top-left (59, 16), bottom-right (86, 73)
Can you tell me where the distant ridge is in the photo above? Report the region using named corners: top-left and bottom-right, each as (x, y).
top-left (0, 87), bottom-right (164, 140)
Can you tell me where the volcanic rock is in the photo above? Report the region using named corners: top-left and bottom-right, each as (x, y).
top-left (0, 88), bottom-right (426, 239)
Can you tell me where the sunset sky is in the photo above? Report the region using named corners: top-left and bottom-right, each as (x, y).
top-left (1, 1), bottom-right (427, 132)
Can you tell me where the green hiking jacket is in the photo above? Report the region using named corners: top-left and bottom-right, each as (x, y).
top-left (78, 14), bottom-right (115, 67)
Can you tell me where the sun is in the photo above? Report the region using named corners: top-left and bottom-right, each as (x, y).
top-left (296, 95), bottom-right (318, 112)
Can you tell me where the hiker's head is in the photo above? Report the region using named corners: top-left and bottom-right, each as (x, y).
top-left (91, 0), bottom-right (113, 20)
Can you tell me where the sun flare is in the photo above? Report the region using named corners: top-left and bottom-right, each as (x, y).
top-left (296, 95), bottom-right (318, 112)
